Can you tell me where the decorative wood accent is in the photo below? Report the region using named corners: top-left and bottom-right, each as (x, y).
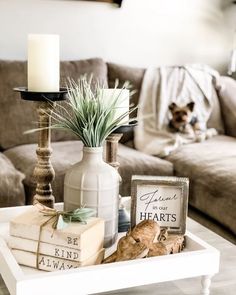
top-left (105, 133), bottom-right (123, 170)
top-left (14, 87), bottom-right (67, 209)
top-left (161, 234), bottom-right (185, 254)
top-left (33, 102), bottom-right (55, 208)
top-left (103, 220), bottom-right (185, 263)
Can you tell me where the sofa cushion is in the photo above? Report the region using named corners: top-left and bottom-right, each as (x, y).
top-left (4, 141), bottom-right (173, 204)
top-left (107, 62), bottom-right (145, 118)
top-left (60, 59), bottom-right (108, 86)
top-left (0, 153), bottom-right (25, 207)
top-left (107, 63), bottom-right (145, 143)
top-left (166, 135), bottom-right (236, 235)
top-left (218, 76), bottom-right (236, 137)
top-left (0, 58), bottom-right (108, 150)
top-left (118, 144), bottom-right (173, 196)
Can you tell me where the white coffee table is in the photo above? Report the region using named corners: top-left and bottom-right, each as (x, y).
top-left (0, 203), bottom-right (230, 295)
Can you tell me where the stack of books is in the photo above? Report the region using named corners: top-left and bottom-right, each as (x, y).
top-left (8, 207), bottom-right (105, 271)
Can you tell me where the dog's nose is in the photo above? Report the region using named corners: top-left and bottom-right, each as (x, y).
top-left (176, 115), bottom-right (188, 122)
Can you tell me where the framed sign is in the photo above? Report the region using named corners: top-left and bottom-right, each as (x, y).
top-left (131, 176), bottom-right (189, 234)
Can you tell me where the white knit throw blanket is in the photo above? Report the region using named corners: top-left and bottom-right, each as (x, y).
top-left (134, 64), bottom-right (219, 157)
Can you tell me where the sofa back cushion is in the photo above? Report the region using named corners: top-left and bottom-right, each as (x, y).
top-left (107, 63), bottom-right (145, 143)
top-left (107, 62), bottom-right (145, 118)
top-left (0, 58), bottom-right (108, 150)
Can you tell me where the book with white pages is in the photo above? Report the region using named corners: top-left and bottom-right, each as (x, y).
top-left (12, 248), bottom-right (105, 272)
top-left (10, 207), bottom-right (105, 257)
top-left (8, 235), bottom-right (95, 262)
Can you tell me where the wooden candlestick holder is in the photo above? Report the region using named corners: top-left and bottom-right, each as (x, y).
top-left (105, 133), bottom-right (123, 170)
top-left (105, 121), bottom-right (137, 232)
top-left (105, 121), bottom-right (137, 170)
top-left (14, 87), bottom-right (67, 208)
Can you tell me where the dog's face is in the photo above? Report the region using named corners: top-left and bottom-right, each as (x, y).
top-left (169, 102), bottom-right (195, 129)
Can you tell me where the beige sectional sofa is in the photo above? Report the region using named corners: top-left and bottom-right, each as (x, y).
top-left (0, 58), bottom-right (235, 237)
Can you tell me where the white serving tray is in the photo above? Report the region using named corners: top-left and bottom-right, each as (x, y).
top-left (0, 204), bottom-right (220, 295)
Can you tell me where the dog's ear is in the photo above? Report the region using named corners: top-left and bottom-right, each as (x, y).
top-left (169, 102), bottom-right (177, 111)
top-left (187, 102), bottom-right (195, 112)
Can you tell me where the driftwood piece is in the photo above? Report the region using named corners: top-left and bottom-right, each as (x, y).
top-left (103, 220), bottom-right (159, 263)
top-left (148, 242), bottom-right (168, 257)
top-left (130, 219), bottom-right (161, 247)
top-left (115, 235), bottom-right (149, 262)
top-left (103, 220), bottom-right (185, 264)
top-left (162, 234), bottom-right (185, 254)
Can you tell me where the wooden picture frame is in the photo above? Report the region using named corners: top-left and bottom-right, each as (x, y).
top-left (131, 176), bottom-right (189, 234)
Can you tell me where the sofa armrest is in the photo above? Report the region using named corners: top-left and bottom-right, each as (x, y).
top-left (218, 76), bottom-right (236, 137)
top-left (0, 152), bottom-right (25, 207)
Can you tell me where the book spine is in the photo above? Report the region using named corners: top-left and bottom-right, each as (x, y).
top-left (8, 236), bottom-right (86, 262)
top-left (12, 249), bottom-right (105, 272)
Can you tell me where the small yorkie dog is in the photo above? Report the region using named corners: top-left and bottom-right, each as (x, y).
top-left (168, 102), bottom-right (200, 134)
top-left (168, 101), bottom-right (217, 141)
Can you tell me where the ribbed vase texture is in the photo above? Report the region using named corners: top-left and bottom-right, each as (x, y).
top-left (64, 146), bottom-right (120, 247)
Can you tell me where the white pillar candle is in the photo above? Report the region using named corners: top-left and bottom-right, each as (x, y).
top-left (103, 89), bottom-right (129, 125)
top-left (28, 34), bottom-right (59, 92)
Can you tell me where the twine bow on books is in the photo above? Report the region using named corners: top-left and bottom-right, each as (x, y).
top-left (36, 203), bottom-right (96, 230)
top-left (35, 202), bottom-right (96, 269)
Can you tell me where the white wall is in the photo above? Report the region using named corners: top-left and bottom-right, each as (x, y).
top-left (0, 0), bottom-right (234, 73)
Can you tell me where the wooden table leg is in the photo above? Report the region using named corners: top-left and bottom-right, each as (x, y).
top-left (201, 274), bottom-right (213, 295)
top-left (33, 102), bottom-right (55, 208)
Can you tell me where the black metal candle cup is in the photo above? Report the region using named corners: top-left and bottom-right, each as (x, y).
top-left (14, 87), bottom-right (68, 208)
top-left (14, 87), bottom-right (68, 101)
top-left (113, 120), bottom-right (138, 134)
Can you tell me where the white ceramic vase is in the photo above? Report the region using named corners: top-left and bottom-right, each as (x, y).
top-left (64, 146), bottom-right (120, 247)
